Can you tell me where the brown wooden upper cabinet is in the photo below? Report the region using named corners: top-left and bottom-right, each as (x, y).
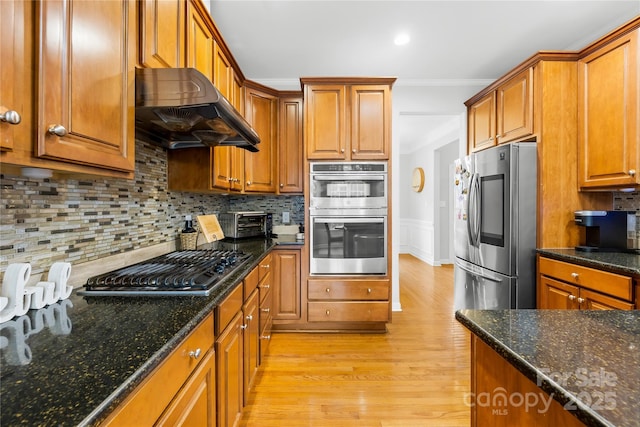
top-left (40, 0), bottom-right (137, 174)
top-left (467, 68), bottom-right (534, 153)
top-left (303, 79), bottom-right (394, 160)
top-left (278, 95), bottom-right (304, 194)
top-left (244, 83), bottom-right (278, 193)
top-left (578, 26), bottom-right (639, 190)
top-left (139, 0), bottom-right (185, 68)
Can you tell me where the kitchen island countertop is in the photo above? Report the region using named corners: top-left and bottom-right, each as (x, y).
top-left (0, 238), bottom-right (275, 426)
top-left (456, 309), bottom-right (640, 427)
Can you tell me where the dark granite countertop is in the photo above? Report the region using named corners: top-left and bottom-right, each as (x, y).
top-left (537, 248), bottom-right (640, 277)
top-left (456, 309), bottom-right (640, 427)
top-left (0, 239), bottom-right (275, 426)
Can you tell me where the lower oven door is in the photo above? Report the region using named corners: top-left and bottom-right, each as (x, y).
top-left (310, 216), bottom-right (387, 275)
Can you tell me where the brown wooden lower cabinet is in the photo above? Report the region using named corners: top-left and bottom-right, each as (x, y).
top-left (102, 313), bottom-right (215, 426)
top-left (471, 336), bottom-right (585, 426)
top-left (216, 311), bottom-right (244, 427)
top-left (537, 256), bottom-right (635, 310)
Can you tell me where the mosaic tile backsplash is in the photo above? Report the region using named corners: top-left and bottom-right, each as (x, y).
top-left (0, 140), bottom-right (303, 279)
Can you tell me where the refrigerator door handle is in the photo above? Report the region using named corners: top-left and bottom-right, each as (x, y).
top-left (456, 259), bottom-right (501, 283)
top-left (467, 173), bottom-right (481, 247)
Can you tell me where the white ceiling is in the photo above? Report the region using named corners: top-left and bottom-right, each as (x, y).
top-left (206, 1), bottom-right (639, 152)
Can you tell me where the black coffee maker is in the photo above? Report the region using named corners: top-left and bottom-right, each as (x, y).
top-left (574, 210), bottom-right (637, 252)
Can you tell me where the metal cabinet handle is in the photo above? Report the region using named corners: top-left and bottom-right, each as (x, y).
top-left (259, 284), bottom-right (270, 290)
top-left (241, 324), bottom-right (248, 330)
top-left (340, 148), bottom-right (345, 153)
top-left (246, 314), bottom-right (253, 321)
top-left (570, 272), bottom-right (579, 279)
top-left (367, 288), bottom-right (372, 294)
top-left (261, 307), bottom-right (270, 313)
top-left (352, 149), bottom-right (356, 154)
top-left (48, 124), bottom-right (68, 137)
top-left (280, 183), bottom-right (284, 188)
top-left (325, 310), bottom-right (330, 316)
top-left (568, 295), bottom-right (576, 301)
top-left (630, 169), bottom-right (636, 177)
top-left (261, 264), bottom-right (270, 268)
top-left (0, 110), bottom-right (21, 125)
top-left (246, 181), bottom-right (251, 186)
top-left (260, 335), bottom-right (271, 340)
top-left (188, 348), bottom-right (202, 359)
top-left (326, 288), bottom-right (331, 293)
top-left (577, 297), bottom-right (585, 304)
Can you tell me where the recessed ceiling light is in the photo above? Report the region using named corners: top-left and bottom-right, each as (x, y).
top-left (394, 33), bottom-right (410, 46)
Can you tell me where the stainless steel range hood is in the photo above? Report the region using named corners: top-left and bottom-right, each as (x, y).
top-left (135, 68), bottom-right (260, 152)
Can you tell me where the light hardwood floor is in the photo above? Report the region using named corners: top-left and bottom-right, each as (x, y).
top-left (240, 254), bottom-right (471, 426)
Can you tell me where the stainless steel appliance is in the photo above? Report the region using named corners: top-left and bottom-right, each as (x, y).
top-left (219, 211), bottom-right (268, 239)
top-left (453, 143), bottom-right (537, 309)
top-left (309, 162), bottom-right (387, 215)
top-left (135, 68), bottom-right (260, 151)
top-left (78, 250), bottom-right (251, 296)
top-left (574, 210), bottom-right (639, 252)
top-left (309, 162), bottom-right (388, 275)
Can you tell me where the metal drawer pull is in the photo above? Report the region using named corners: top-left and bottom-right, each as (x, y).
top-left (48, 124), bottom-right (67, 137)
top-left (241, 324), bottom-right (248, 330)
top-left (0, 110), bottom-right (21, 125)
top-left (246, 315), bottom-right (253, 321)
top-left (260, 284), bottom-right (270, 289)
top-left (261, 335), bottom-right (271, 340)
top-left (261, 264), bottom-right (270, 268)
top-left (568, 295), bottom-right (576, 301)
top-left (261, 307), bottom-right (270, 313)
top-left (570, 273), bottom-right (579, 279)
top-left (630, 169), bottom-right (636, 176)
top-left (326, 288), bottom-right (331, 293)
top-left (367, 288), bottom-right (372, 294)
top-left (188, 348), bottom-right (202, 359)
top-left (577, 298), bottom-right (585, 304)
top-left (325, 310), bottom-right (330, 316)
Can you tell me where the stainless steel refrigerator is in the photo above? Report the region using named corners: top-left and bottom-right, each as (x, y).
top-left (453, 143), bottom-right (537, 310)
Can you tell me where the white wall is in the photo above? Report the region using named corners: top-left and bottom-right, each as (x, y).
top-left (398, 117), bottom-right (462, 265)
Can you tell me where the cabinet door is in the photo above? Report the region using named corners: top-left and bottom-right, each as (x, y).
top-left (468, 92), bottom-right (496, 152)
top-left (305, 85), bottom-right (347, 159)
top-left (496, 68), bottom-right (534, 144)
top-left (212, 146), bottom-right (233, 190)
top-left (156, 350), bottom-right (216, 427)
top-left (537, 276), bottom-right (579, 309)
top-left (578, 29), bottom-right (639, 189)
top-left (37, 0), bottom-right (135, 173)
top-left (242, 289), bottom-right (260, 405)
top-left (350, 85), bottom-right (390, 160)
top-left (186, 0), bottom-right (213, 81)
top-left (139, 0), bottom-right (185, 68)
top-left (579, 288), bottom-right (634, 310)
top-left (215, 311), bottom-right (244, 427)
top-left (244, 88), bottom-right (277, 192)
top-left (272, 249), bottom-right (301, 321)
top-left (278, 96), bottom-right (304, 193)
top-left (0, 0), bottom-right (31, 153)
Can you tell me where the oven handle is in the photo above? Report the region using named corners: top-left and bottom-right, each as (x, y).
top-left (312, 175), bottom-right (385, 181)
top-left (313, 217), bottom-right (385, 224)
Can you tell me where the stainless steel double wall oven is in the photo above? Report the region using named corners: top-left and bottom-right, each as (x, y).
top-left (309, 162), bottom-right (388, 275)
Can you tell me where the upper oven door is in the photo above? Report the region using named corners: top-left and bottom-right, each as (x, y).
top-left (309, 172), bottom-right (387, 213)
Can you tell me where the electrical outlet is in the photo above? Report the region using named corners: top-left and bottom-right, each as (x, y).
top-left (282, 211), bottom-right (290, 224)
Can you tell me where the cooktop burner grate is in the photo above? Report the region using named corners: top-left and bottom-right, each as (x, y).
top-left (78, 249), bottom-right (252, 296)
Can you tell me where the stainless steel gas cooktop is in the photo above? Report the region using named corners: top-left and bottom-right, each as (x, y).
top-left (78, 249), bottom-right (251, 296)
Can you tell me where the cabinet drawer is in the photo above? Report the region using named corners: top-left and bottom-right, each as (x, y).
top-left (539, 257), bottom-right (632, 301)
top-left (308, 302), bottom-right (389, 322)
top-left (259, 289), bottom-right (272, 333)
top-left (244, 266), bottom-right (259, 300)
top-left (103, 313), bottom-right (214, 426)
top-left (258, 253), bottom-right (272, 281)
top-left (258, 271), bottom-right (272, 303)
top-left (216, 284), bottom-right (243, 335)
top-left (308, 279), bottom-right (389, 301)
